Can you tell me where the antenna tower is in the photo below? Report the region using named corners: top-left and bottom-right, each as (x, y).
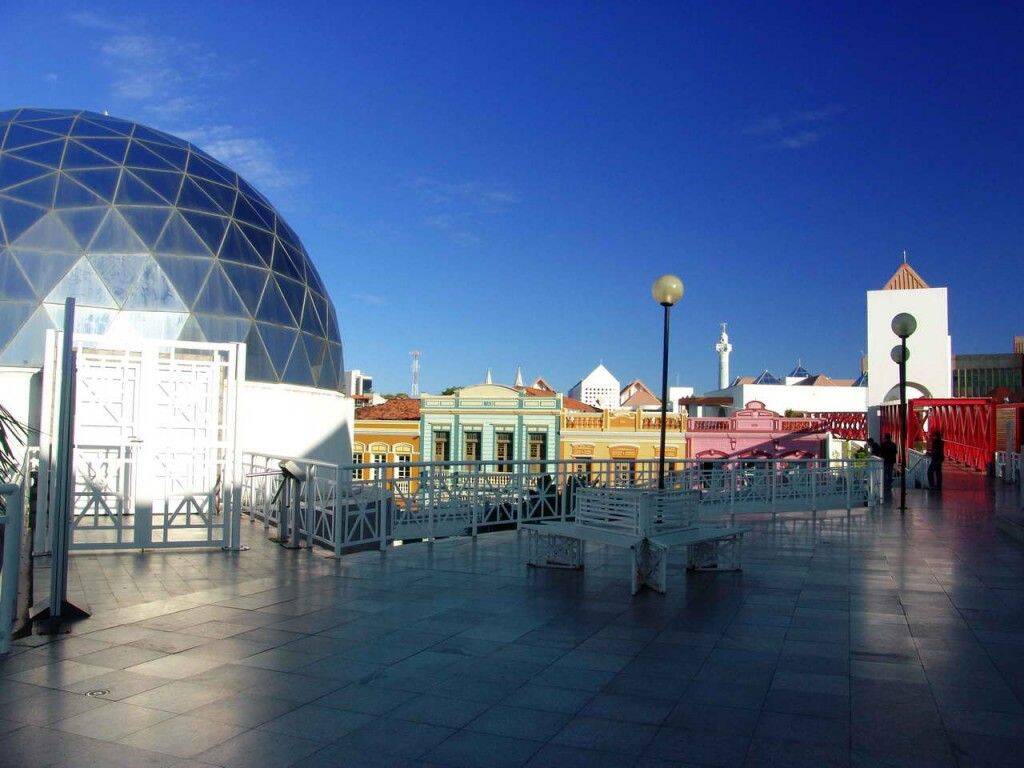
top-left (410, 351), bottom-right (421, 398)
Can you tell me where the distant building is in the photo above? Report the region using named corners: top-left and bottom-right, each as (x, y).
top-left (353, 398), bottom-right (421, 482)
top-left (420, 382), bottom-right (562, 465)
top-left (715, 323), bottom-right (733, 390)
top-left (619, 379), bottom-right (661, 410)
top-left (701, 361), bottom-right (867, 417)
top-left (667, 385), bottom-right (695, 413)
top-left (687, 401), bottom-right (829, 462)
top-left (560, 408), bottom-right (688, 477)
top-left (346, 368), bottom-right (384, 407)
top-left (568, 364), bottom-right (621, 410)
top-left (952, 338), bottom-right (1024, 397)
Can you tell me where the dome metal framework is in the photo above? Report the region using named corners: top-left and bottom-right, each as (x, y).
top-left (0, 108), bottom-right (343, 390)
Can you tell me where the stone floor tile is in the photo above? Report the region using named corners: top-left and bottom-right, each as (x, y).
top-left (51, 700), bottom-right (175, 740)
top-left (117, 713), bottom-right (246, 758)
top-left (425, 729), bottom-right (545, 768)
top-left (258, 703), bottom-right (374, 743)
top-left (197, 728), bottom-right (322, 768)
top-left (553, 715), bottom-right (658, 754)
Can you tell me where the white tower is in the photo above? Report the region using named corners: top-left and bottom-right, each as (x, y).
top-left (715, 322), bottom-right (733, 389)
top-left (514, 365), bottom-right (524, 388)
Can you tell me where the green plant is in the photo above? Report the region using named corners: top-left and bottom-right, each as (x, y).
top-left (0, 402), bottom-right (27, 484)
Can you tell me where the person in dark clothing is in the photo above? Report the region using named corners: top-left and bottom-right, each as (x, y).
top-left (927, 431), bottom-right (944, 491)
top-left (869, 434), bottom-right (898, 501)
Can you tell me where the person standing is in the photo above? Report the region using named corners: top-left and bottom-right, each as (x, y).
top-left (870, 435), bottom-right (898, 502)
top-left (927, 431), bottom-right (945, 491)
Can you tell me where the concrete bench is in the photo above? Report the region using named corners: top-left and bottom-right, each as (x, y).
top-left (523, 519), bottom-right (747, 594)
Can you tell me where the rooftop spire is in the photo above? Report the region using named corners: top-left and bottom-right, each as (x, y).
top-left (484, 368), bottom-right (492, 385)
top-left (513, 365), bottom-right (524, 388)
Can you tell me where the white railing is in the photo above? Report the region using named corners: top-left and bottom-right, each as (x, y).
top-left (995, 451), bottom-right (1021, 484)
top-left (1, 449), bottom-right (33, 656)
top-left (241, 454), bottom-right (881, 555)
top-left (906, 449), bottom-right (930, 489)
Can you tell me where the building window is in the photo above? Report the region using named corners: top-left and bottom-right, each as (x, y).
top-left (614, 460), bottom-right (636, 486)
top-left (496, 431), bottom-right (513, 473)
top-left (528, 432), bottom-right (547, 473)
top-left (433, 430), bottom-right (450, 462)
top-left (572, 460), bottom-right (592, 480)
top-left (464, 431), bottom-right (481, 463)
top-left (371, 453), bottom-right (387, 480)
top-left (352, 451), bottom-right (363, 479)
top-left (395, 455), bottom-right (411, 479)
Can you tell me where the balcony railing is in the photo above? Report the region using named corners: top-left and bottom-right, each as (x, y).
top-left (561, 411), bottom-right (687, 432)
top-left (241, 454), bottom-right (881, 556)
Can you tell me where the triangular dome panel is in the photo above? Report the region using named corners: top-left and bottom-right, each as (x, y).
top-left (121, 258), bottom-right (187, 311)
top-left (3, 123), bottom-right (56, 150)
top-left (115, 171), bottom-right (167, 205)
top-left (180, 210), bottom-right (227, 254)
top-left (0, 249), bottom-right (34, 300)
top-left (195, 314), bottom-right (250, 342)
top-left (255, 278), bottom-right (295, 325)
top-left (54, 173), bottom-right (108, 208)
top-left (124, 140), bottom-right (179, 171)
top-left (77, 137), bottom-right (129, 164)
top-left (154, 212), bottom-right (210, 257)
top-left (12, 211), bottom-right (79, 252)
top-left (117, 206), bottom-right (171, 247)
top-left (219, 222), bottom-right (266, 267)
top-left (0, 155), bottom-right (51, 190)
top-left (11, 249), bottom-right (78, 297)
top-left (136, 140), bottom-right (186, 170)
top-left (221, 262), bottom-right (267, 315)
top-left (0, 300), bottom-right (36, 352)
top-left (277, 277), bottom-right (305, 323)
top-left (61, 140), bottom-right (116, 170)
top-left (56, 207), bottom-right (108, 247)
top-left (283, 334), bottom-right (314, 387)
top-left (70, 118), bottom-right (125, 139)
top-left (88, 209), bottom-right (147, 253)
top-left (9, 139), bottom-right (66, 166)
top-left (177, 315), bottom-right (206, 342)
top-left (193, 264), bottom-right (246, 316)
top-left (130, 168), bottom-right (182, 203)
top-left (255, 321), bottom-right (297, 376)
top-left (45, 258), bottom-right (118, 308)
top-left (154, 255), bottom-right (212, 303)
top-left (243, 325), bottom-right (275, 381)
top-left (88, 253), bottom-right (148, 304)
top-left (65, 168), bottom-right (120, 201)
top-left (0, 305), bottom-right (54, 366)
top-left (2, 173), bottom-right (57, 208)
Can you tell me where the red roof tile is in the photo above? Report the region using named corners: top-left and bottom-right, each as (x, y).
top-left (355, 398), bottom-right (421, 420)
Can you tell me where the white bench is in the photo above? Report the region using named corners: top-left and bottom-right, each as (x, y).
top-left (522, 487), bottom-right (747, 594)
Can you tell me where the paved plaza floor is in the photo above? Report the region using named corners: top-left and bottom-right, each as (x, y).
top-left (2, 472), bottom-right (1024, 767)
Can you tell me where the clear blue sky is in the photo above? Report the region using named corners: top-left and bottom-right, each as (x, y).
top-left (2, 2), bottom-right (1021, 394)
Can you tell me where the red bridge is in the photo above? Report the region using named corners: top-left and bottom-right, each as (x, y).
top-left (880, 398), bottom-right (996, 472)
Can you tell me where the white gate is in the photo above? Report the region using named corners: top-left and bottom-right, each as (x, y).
top-left (38, 333), bottom-right (243, 550)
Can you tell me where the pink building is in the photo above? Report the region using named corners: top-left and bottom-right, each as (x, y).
top-left (687, 401), bottom-right (828, 463)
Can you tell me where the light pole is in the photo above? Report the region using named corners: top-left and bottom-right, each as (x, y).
top-left (891, 312), bottom-right (917, 515)
top-left (651, 274), bottom-right (685, 490)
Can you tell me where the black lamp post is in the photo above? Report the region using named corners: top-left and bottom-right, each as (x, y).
top-left (891, 312), bottom-right (917, 515)
top-left (651, 274), bottom-right (684, 490)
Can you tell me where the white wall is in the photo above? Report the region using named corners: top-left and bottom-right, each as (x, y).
top-left (237, 381), bottom-right (353, 465)
top-left (867, 286), bottom-right (951, 410)
top-left (702, 383), bottom-right (868, 415)
top-left (668, 386), bottom-right (694, 413)
top-left (570, 364), bottom-right (620, 410)
top-left (0, 367), bottom-right (41, 447)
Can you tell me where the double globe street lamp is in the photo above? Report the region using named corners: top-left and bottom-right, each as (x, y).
top-left (652, 274), bottom-right (685, 490)
top-left (891, 312), bottom-right (917, 515)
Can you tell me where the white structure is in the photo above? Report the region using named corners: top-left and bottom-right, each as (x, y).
top-left (715, 323), bottom-right (733, 390)
top-left (345, 369), bottom-right (374, 397)
top-left (702, 373), bottom-right (868, 417)
top-left (866, 262), bottom-right (952, 436)
top-left (568, 364), bottom-right (621, 410)
top-left (668, 385), bottom-right (695, 413)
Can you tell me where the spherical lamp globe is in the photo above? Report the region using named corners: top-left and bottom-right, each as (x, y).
top-left (891, 313), bottom-right (917, 339)
top-left (651, 274), bottom-right (685, 306)
top-left (890, 345), bottom-right (910, 364)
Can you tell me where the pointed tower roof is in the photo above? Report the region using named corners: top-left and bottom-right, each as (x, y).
top-left (514, 365), bottom-right (524, 388)
top-left (883, 262), bottom-right (929, 290)
top-left (484, 368), bottom-right (493, 384)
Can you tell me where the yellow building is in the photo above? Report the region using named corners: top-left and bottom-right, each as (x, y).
top-left (352, 398), bottom-right (421, 483)
top-left (559, 408), bottom-right (689, 479)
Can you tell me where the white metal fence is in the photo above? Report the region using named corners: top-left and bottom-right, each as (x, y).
top-left (995, 451), bottom-right (1021, 484)
top-left (241, 454), bottom-right (882, 555)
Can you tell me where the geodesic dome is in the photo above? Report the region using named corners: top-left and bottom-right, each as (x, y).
top-left (0, 108), bottom-right (343, 390)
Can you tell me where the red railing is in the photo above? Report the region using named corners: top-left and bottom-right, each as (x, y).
top-left (810, 412), bottom-right (867, 441)
top-left (881, 398), bottom-right (995, 472)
